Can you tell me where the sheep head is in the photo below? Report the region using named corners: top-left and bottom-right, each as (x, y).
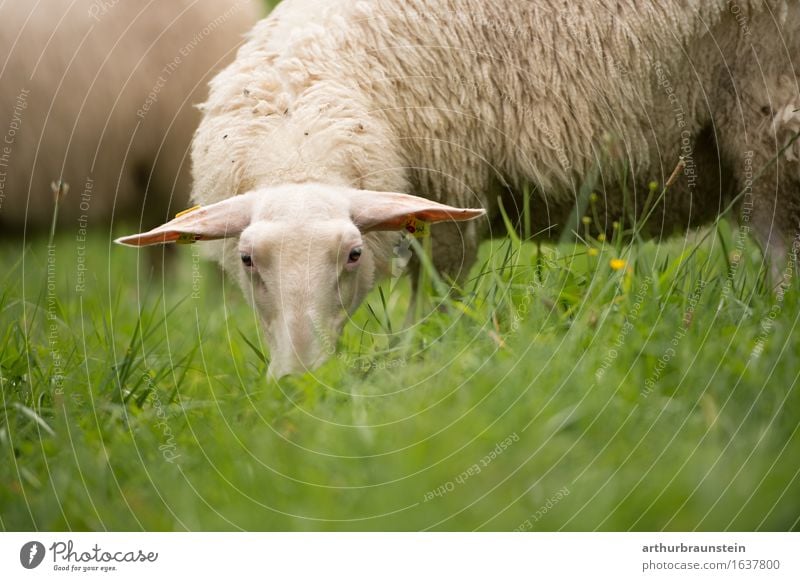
top-left (116, 183), bottom-right (485, 379)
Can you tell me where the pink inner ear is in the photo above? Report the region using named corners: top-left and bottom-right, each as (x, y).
top-left (115, 192), bottom-right (257, 247)
top-left (115, 230), bottom-right (202, 247)
top-left (358, 207), bottom-right (486, 233)
top-left (416, 207), bottom-right (486, 222)
top-left (350, 190), bottom-right (486, 233)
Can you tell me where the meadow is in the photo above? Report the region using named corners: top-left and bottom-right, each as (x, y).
top-left (1, 178), bottom-right (799, 531)
top-left (1, 0), bottom-right (799, 534)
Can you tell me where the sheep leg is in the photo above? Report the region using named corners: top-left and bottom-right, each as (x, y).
top-left (401, 220), bottom-right (480, 327)
top-left (745, 115), bottom-right (800, 288)
top-left (404, 258), bottom-right (421, 329)
top-left (715, 69), bottom-right (800, 288)
top-left (429, 220), bottom-right (481, 287)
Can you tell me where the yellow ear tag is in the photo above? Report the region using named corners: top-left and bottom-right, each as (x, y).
top-left (175, 205), bottom-right (202, 219)
top-left (404, 215), bottom-right (429, 238)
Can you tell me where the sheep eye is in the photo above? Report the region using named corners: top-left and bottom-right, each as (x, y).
top-left (241, 253), bottom-right (253, 268)
top-left (347, 247), bottom-right (362, 264)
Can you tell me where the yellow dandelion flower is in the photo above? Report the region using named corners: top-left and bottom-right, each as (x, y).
top-left (612, 221), bottom-right (620, 230)
top-left (588, 248), bottom-right (599, 257)
top-left (648, 180), bottom-right (659, 192)
top-left (597, 233), bottom-right (606, 242)
top-left (581, 216), bottom-right (592, 225)
top-left (589, 192), bottom-right (598, 203)
top-left (610, 258), bottom-right (627, 271)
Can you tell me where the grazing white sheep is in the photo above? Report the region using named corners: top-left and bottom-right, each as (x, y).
top-left (0, 0), bottom-right (260, 231)
top-left (118, 0), bottom-right (800, 377)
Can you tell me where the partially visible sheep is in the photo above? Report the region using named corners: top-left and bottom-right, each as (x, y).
top-left (0, 0), bottom-right (261, 232)
top-left (119, 0), bottom-right (800, 377)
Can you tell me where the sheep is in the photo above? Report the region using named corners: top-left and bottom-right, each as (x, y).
top-left (0, 0), bottom-right (261, 232)
top-left (118, 0), bottom-right (800, 378)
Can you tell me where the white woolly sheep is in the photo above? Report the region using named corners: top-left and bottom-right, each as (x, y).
top-left (119, 0), bottom-right (800, 378)
top-left (0, 0), bottom-right (260, 231)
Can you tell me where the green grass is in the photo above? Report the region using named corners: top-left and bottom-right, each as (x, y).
top-left (5, 0), bottom-right (795, 537)
top-left (1, 197), bottom-right (799, 531)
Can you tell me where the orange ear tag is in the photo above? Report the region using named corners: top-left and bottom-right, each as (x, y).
top-left (404, 216), bottom-right (429, 239)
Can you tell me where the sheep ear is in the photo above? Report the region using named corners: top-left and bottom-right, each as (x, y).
top-left (350, 190), bottom-right (485, 233)
top-left (115, 194), bottom-right (255, 247)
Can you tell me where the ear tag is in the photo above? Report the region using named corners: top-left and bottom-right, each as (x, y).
top-left (404, 215), bottom-right (429, 238)
top-left (176, 233), bottom-right (200, 245)
top-left (175, 205), bottom-right (202, 219)
top-left (174, 206), bottom-right (203, 244)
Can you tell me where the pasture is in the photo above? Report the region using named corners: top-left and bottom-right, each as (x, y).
top-left (1, 192), bottom-right (799, 530)
top-left (1, 0), bottom-right (798, 533)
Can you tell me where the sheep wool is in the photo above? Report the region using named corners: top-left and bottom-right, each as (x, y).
top-left (0, 0), bottom-right (261, 232)
top-left (191, 0), bottom-right (800, 279)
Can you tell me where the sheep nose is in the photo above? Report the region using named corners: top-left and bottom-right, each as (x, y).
top-left (266, 344), bottom-right (314, 378)
top-left (265, 340), bottom-right (319, 380)
top-left (265, 312), bottom-right (330, 379)
top-left (266, 336), bottom-right (333, 379)
top-left (266, 362), bottom-right (292, 381)
top-left (266, 353), bottom-right (326, 380)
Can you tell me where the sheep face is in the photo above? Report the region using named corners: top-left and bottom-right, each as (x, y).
top-left (116, 184), bottom-right (485, 378)
top-left (237, 213), bottom-right (374, 379)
